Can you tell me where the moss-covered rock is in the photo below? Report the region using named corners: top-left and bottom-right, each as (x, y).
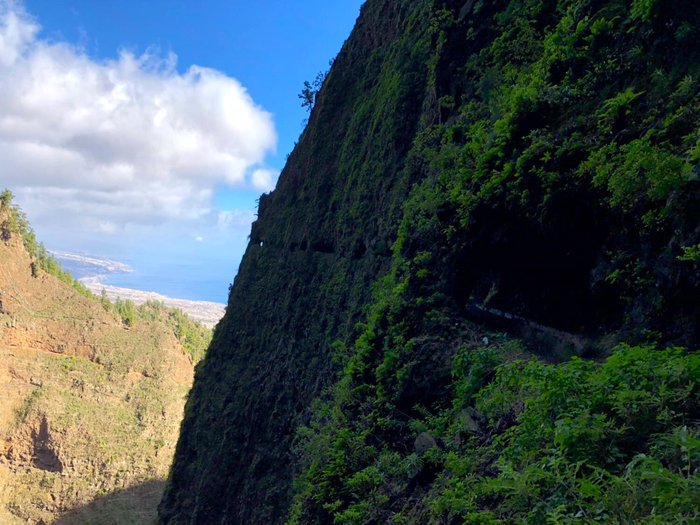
top-left (160, 0), bottom-right (699, 523)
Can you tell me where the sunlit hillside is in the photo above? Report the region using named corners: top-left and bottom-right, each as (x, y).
top-left (0, 193), bottom-right (205, 524)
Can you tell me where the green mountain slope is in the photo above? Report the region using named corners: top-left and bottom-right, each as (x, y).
top-left (161, 0), bottom-right (699, 523)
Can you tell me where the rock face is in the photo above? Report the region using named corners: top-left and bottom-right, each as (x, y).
top-left (159, 2), bottom-right (436, 523)
top-left (0, 209), bottom-right (194, 524)
top-left (161, 0), bottom-right (699, 523)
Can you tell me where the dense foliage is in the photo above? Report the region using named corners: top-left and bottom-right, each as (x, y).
top-left (160, 1), bottom-right (439, 521)
top-left (162, 0), bottom-right (698, 522)
top-left (290, 338), bottom-right (699, 523)
top-left (286, 0), bottom-right (699, 522)
top-left (397, 0), bottom-right (698, 340)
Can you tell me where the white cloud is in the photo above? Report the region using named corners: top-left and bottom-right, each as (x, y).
top-left (0, 1), bottom-right (36, 66)
top-left (250, 168), bottom-right (279, 192)
top-left (0, 0), bottom-right (277, 233)
top-left (217, 209), bottom-right (257, 230)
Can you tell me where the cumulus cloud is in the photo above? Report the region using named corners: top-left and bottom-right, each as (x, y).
top-left (0, 1), bottom-right (278, 233)
top-left (250, 168), bottom-right (280, 192)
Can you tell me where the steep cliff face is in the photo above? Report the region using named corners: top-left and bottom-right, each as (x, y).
top-left (161, 0), bottom-right (699, 523)
top-left (160, 1), bottom-right (437, 523)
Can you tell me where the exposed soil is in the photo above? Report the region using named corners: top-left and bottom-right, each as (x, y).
top-left (0, 232), bottom-right (194, 524)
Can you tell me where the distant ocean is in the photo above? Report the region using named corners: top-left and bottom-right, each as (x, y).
top-left (53, 252), bottom-right (230, 304)
top-left (105, 272), bottom-right (228, 304)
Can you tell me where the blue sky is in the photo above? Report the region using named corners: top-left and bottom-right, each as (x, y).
top-left (1, 0), bottom-right (364, 302)
top-left (24, 0), bottom-right (362, 172)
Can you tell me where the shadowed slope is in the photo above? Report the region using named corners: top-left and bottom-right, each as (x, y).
top-left (159, 1), bottom-right (437, 523)
top-left (161, 0), bottom-right (699, 523)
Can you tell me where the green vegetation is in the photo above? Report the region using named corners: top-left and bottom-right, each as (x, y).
top-left (114, 297), bottom-right (138, 327)
top-left (290, 341), bottom-right (699, 523)
top-left (162, 0), bottom-right (699, 523)
top-left (1, 189), bottom-right (92, 298)
top-left (100, 296), bottom-right (211, 363)
top-left (299, 70), bottom-right (328, 113)
top-left (286, 0), bottom-right (700, 522)
top-left (137, 300), bottom-right (212, 364)
top-left (1, 334), bottom-right (192, 524)
top-left (678, 244), bottom-right (700, 263)
top-left (1, 189), bottom-right (202, 524)
top-left (13, 387), bottom-right (44, 428)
